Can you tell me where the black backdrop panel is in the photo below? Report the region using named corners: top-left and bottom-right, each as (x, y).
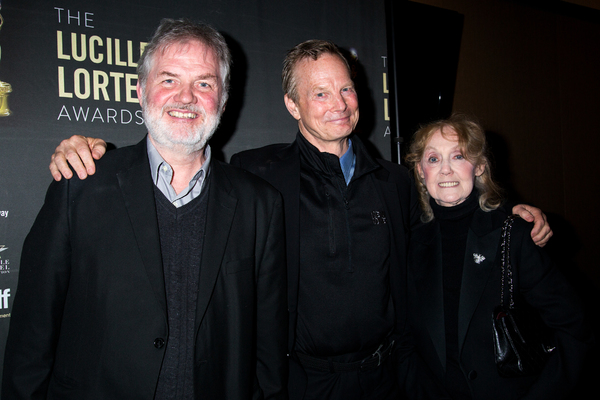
top-left (386, 0), bottom-right (463, 161)
top-left (0, 0), bottom-right (389, 386)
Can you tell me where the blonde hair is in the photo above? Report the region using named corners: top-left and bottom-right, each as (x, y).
top-left (405, 114), bottom-right (503, 222)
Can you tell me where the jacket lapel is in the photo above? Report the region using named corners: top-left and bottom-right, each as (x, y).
top-left (117, 139), bottom-right (167, 314)
top-left (457, 210), bottom-right (501, 351)
top-left (195, 160), bottom-right (238, 330)
top-left (372, 168), bottom-right (409, 238)
top-left (371, 166), bottom-right (412, 338)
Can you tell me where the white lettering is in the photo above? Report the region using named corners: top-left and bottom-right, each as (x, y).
top-left (135, 110), bottom-right (144, 125)
top-left (0, 289), bottom-right (10, 309)
top-left (55, 8), bottom-right (94, 27)
top-left (91, 108), bottom-right (105, 123)
top-left (72, 106), bottom-right (90, 121)
top-left (107, 108), bottom-right (117, 123)
top-left (67, 10), bottom-right (80, 26)
top-left (121, 109), bottom-right (132, 124)
top-left (85, 12), bottom-right (95, 29)
top-left (57, 106), bottom-right (143, 125)
top-left (57, 105), bottom-right (72, 121)
top-left (54, 7), bottom-right (65, 23)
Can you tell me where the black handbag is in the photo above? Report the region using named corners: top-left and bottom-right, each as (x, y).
top-left (492, 215), bottom-right (556, 377)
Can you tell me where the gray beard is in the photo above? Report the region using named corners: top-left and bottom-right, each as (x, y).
top-left (142, 102), bottom-right (221, 155)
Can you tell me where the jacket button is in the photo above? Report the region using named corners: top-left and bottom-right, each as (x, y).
top-left (154, 338), bottom-right (165, 348)
top-left (468, 370), bottom-right (478, 380)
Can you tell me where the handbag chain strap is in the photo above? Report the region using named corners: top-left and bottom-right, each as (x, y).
top-left (500, 215), bottom-right (518, 308)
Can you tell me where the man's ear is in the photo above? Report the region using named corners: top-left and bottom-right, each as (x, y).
top-left (284, 94), bottom-right (301, 121)
top-left (136, 82), bottom-right (144, 108)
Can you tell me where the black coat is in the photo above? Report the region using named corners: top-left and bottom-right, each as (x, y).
top-left (2, 139), bottom-right (288, 400)
top-left (230, 135), bottom-right (421, 393)
top-left (408, 206), bottom-right (591, 399)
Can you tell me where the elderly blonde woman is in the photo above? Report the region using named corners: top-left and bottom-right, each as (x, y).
top-left (405, 114), bottom-right (590, 399)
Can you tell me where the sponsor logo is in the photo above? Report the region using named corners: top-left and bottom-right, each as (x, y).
top-left (0, 288), bottom-right (10, 309)
top-left (0, 246), bottom-right (9, 274)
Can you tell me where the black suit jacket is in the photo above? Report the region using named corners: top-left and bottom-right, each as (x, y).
top-left (408, 207), bottom-right (591, 399)
top-left (230, 136), bottom-right (419, 384)
top-left (3, 139), bottom-right (288, 400)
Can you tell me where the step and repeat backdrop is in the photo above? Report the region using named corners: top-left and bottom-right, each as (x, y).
top-left (0, 0), bottom-right (391, 384)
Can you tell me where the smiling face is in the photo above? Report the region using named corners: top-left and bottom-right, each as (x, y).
top-left (284, 53), bottom-right (359, 156)
top-left (417, 128), bottom-right (485, 207)
top-left (138, 39), bottom-right (224, 154)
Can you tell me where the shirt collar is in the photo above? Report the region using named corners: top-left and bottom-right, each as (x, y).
top-left (339, 138), bottom-right (356, 185)
top-left (146, 136), bottom-right (211, 206)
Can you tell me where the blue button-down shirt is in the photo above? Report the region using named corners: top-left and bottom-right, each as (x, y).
top-left (146, 136), bottom-right (211, 208)
top-left (339, 138), bottom-right (356, 185)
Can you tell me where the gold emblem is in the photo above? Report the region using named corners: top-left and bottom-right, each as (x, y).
top-left (0, 6), bottom-right (12, 117)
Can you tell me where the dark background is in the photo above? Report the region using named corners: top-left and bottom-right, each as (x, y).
top-left (1, 0), bottom-right (598, 395)
top-left (395, 0), bottom-right (600, 394)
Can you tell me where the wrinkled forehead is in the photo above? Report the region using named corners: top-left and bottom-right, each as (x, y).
top-left (426, 125), bottom-right (483, 166)
top-left (424, 127), bottom-right (457, 147)
top-left (294, 53), bottom-right (351, 83)
top-left (438, 125), bottom-right (459, 140)
top-left (157, 40), bottom-right (219, 67)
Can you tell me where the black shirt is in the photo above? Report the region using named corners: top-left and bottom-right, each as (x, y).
top-left (294, 134), bottom-right (394, 360)
top-left (431, 191), bottom-right (479, 399)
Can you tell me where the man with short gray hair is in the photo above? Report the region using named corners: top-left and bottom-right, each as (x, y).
top-left (2, 19), bottom-right (287, 400)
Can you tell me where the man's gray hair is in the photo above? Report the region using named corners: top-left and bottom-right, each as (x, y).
top-left (137, 18), bottom-right (232, 106)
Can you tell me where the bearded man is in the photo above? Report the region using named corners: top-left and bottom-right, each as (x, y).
top-left (2, 19), bottom-right (287, 400)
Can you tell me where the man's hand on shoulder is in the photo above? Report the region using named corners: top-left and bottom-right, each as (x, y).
top-left (49, 135), bottom-right (107, 181)
top-left (512, 204), bottom-right (553, 247)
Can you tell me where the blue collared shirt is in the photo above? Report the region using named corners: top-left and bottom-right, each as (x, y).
top-left (339, 139), bottom-right (356, 185)
top-left (146, 136), bottom-right (211, 208)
